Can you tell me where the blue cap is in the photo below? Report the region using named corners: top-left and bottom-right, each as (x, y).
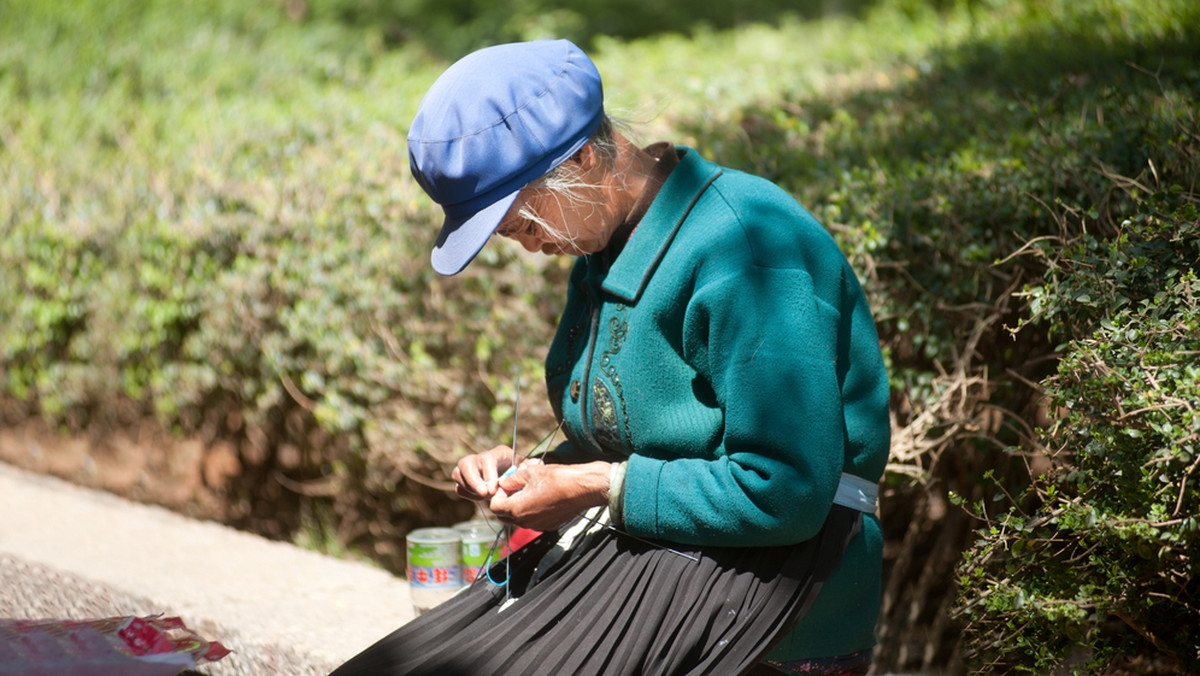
top-left (408, 39), bottom-right (605, 275)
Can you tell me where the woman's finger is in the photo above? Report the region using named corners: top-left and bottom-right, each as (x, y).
top-left (453, 445), bottom-right (516, 501)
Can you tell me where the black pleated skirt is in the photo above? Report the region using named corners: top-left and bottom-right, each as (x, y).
top-left (332, 506), bottom-right (862, 676)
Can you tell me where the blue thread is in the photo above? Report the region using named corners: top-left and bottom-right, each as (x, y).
top-left (484, 559), bottom-right (508, 586)
top-left (481, 526), bottom-right (510, 587)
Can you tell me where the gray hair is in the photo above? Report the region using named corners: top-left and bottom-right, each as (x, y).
top-left (515, 115), bottom-right (623, 247)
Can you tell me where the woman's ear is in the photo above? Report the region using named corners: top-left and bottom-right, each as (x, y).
top-left (571, 142), bottom-right (598, 171)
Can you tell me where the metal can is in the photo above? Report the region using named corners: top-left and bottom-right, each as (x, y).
top-left (406, 527), bottom-right (462, 614)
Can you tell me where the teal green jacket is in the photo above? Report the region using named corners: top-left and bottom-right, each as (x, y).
top-left (543, 147), bottom-right (890, 660)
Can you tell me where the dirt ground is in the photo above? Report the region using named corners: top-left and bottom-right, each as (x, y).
top-left (0, 420), bottom-right (244, 525)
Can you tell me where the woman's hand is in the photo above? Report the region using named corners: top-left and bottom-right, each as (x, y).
top-left (490, 460), bottom-right (611, 531)
top-left (452, 445), bottom-right (517, 502)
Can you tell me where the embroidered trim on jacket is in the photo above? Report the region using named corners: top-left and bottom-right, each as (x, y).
top-left (596, 306), bottom-right (633, 452)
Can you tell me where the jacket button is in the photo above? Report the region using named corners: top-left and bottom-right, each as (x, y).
top-left (570, 379), bottom-right (581, 403)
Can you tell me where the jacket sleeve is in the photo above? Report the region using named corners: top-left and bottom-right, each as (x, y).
top-left (620, 260), bottom-right (847, 547)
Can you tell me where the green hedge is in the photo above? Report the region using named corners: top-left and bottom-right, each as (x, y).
top-left (953, 134), bottom-right (1200, 671)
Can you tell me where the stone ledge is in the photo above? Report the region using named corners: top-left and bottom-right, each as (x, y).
top-left (0, 462), bottom-right (415, 674)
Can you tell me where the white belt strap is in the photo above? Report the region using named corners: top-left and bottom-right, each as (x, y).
top-left (832, 472), bottom-right (878, 514)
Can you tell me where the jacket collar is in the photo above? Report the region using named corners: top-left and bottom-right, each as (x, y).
top-left (600, 146), bottom-right (723, 303)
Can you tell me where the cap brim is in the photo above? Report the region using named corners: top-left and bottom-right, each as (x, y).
top-left (430, 189), bottom-right (521, 276)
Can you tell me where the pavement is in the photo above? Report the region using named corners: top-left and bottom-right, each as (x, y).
top-left (0, 461), bottom-right (417, 675)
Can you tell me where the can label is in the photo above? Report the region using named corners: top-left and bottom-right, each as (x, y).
top-left (461, 540), bottom-right (489, 584)
top-left (407, 529), bottom-right (462, 590)
top-left (407, 562), bottom-right (462, 589)
top-left (462, 566), bottom-right (482, 584)
top-left (459, 528), bottom-right (506, 585)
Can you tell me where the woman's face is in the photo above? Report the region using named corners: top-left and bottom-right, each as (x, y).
top-left (493, 187), bottom-right (613, 256)
top-left (493, 148), bottom-right (628, 257)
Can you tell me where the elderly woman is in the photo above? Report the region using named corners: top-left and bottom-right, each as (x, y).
top-left (334, 39), bottom-right (890, 676)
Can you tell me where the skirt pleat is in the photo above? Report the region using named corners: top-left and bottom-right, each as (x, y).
top-left (332, 506), bottom-right (861, 676)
